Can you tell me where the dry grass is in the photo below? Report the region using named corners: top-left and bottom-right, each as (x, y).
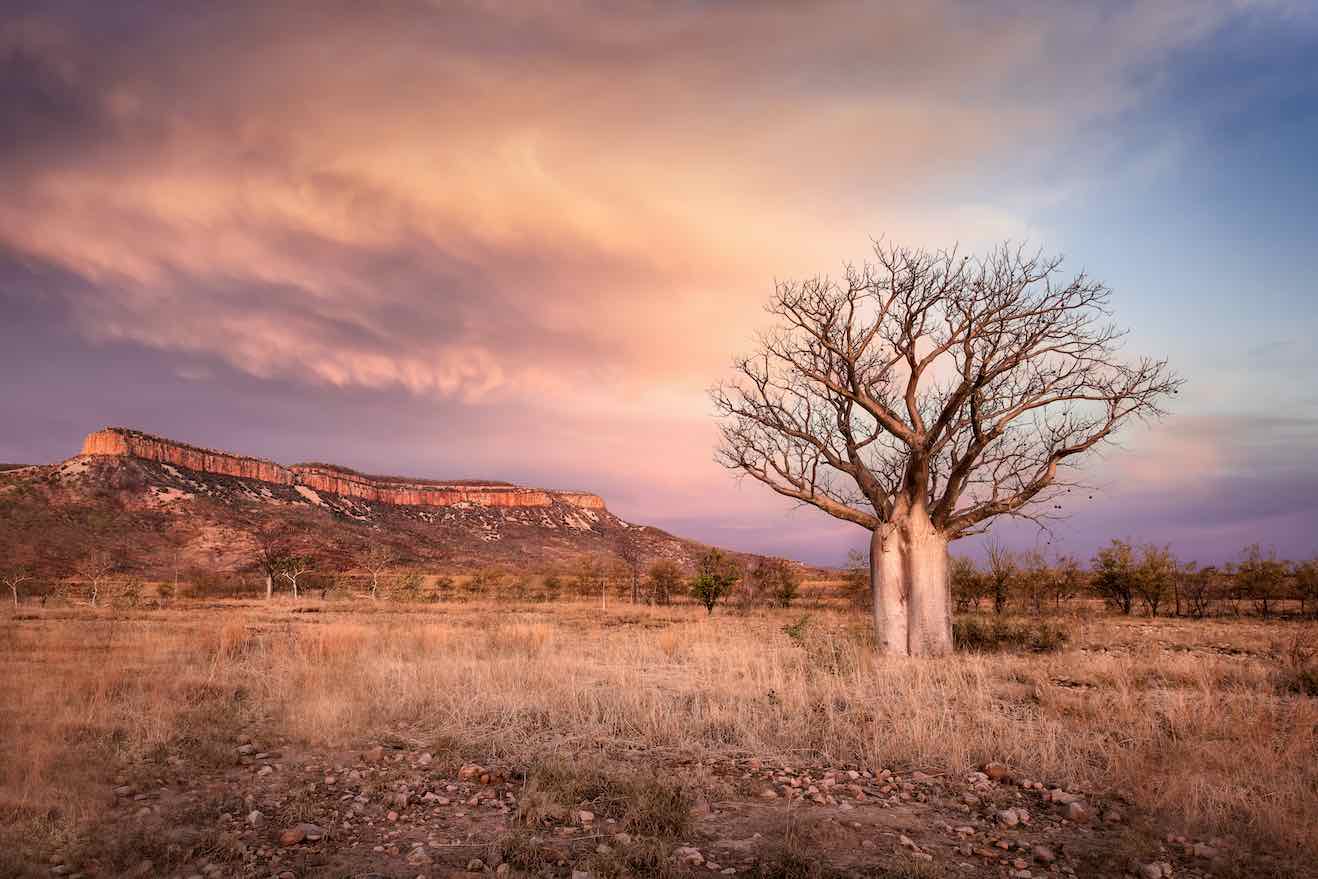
top-left (1, 600), bottom-right (1315, 871)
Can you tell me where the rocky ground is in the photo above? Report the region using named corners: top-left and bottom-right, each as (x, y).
top-left (47, 736), bottom-right (1245, 879)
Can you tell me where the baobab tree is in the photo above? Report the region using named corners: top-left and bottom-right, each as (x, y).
top-left (713, 241), bottom-right (1178, 656)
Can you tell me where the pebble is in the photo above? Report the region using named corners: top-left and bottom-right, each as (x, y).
top-left (1032, 845), bottom-right (1056, 864)
top-left (674, 846), bottom-right (705, 866)
top-left (466, 858), bottom-right (486, 872)
top-left (1064, 801), bottom-right (1090, 824)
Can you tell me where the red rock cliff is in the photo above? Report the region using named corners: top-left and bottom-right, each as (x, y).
top-left (82, 428), bottom-right (294, 485)
top-left (79, 428), bottom-right (606, 510)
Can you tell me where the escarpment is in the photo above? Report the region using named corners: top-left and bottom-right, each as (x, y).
top-left (80, 428), bottom-right (607, 510)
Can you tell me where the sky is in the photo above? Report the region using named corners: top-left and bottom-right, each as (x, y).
top-left (2, 1), bottom-right (1317, 566)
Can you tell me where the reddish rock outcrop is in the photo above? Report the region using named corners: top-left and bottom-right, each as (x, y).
top-left (80, 428), bottom-right (606, 510)
top-left (82, 428), bottom-right (294, 485)
top-left (290, 465), bottom-right (556, 508)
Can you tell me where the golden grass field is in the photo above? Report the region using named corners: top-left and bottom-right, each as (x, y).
top-left (1, 598), bottom-right (1314, 878)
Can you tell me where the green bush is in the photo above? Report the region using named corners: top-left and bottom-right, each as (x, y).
top-left (953, 616), bottom-right (1070, 653)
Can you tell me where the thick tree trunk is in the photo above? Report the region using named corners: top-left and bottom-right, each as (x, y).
top-left (870, 508), bottom-right (953, 657)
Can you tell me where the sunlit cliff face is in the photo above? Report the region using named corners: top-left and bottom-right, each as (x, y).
top-left (3, 1), bottom-right (1317, 563)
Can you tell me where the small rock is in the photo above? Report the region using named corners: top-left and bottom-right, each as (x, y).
top-left (578, 810), bottom-right (595, 824)
top-left (996, 809), bottom-right (1020, 828)
top-left (674, 846), bottom-right (704, 866)
top-left (418, 752), bottom-right (433, 766)
top-left (495, 865), bottom-right (510, 877)
top-left (1102, 808), bottom-right (1123, 824)
top-left (387, 810), bottom-right (399, 822)
top-left (899, 835), bottom-right (918, 850)
top-left (1190, 843), bottom-right (1218, 859)
top-left (236, 744), bottom-right (256, 756)
top-left (363, 746), bottom-right (385, 763)
top-left (466, 858), bottom-right (487, 872)
top-left (984, 762), bottom-right (1012, 781)
top-left (256, 765), bottom-right (273, 777)
top-left (247, 810), bottom-right (263, 826)
top-left (279, 827), bottom-right (306, 847)
top-left (1138, 864), bottom-right (1164, 879)
top-left (1064, 801), bottom-right (1090, 824)
top-left (1032, 845), bottom-right (1056, 864)
top-left (571, 871), bottom-right (590, 879)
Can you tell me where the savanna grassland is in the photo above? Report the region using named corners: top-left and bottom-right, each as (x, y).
top-left (1, 596), bottom-right (1314, 879)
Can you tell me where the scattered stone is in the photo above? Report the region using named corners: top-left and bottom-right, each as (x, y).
top-left (674, 847), bottom-right (705, 866)
top-left (1032, 845), bottom-right (1056, 864)
top-left (363, 746), bottom-right (385, 763)
top-left (236, 744), bottom-right (256, 756)
top-left (1190, 843), bottom-right (1218, 859)
top-left (984, 763), bottom-right (1012, 781)
top-left (247, 810), bottom-right (263, 826)
top-left (997, 809), bottom-right (1020, 828)
top-left (1102, 809), bottom-right (1123, 824)
top-left (578, 810), bottom-right (595, 824)
top-left (417, 752), bottom-right (433, 766)
top-left (571, 871), bottom-right (590, 879)
top-left (279, 827), bottom-right (305, 847)
top-left (467, 858), bottom-right (487, 872)
top-left (1064, 801), bottom-right (1090, 824)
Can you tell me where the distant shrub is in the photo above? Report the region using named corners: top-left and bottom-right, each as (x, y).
top-left (645, 560), bottom-right (682, 606)
top-left (433, 574), bottom-right (455, 602)
top-left (541, 573), bottom-right (563, 602)
top-left (187, 569), bottom-right (255, 598)
top-left (953, 616), bottom-right (1070, 653)
top-left (392, 571), bottom-right (426, 602)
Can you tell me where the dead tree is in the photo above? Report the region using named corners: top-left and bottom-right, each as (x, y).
top-left (74, 547), bottom-right (117, 608)
top-left (713, 240), bottom-right (1178, 656)
top-left (4, 570), bottom-right (31, 610)
top-left (280, 556), bottom-right (313, 600)
top-left (355, 544), bottom-right (396, 601)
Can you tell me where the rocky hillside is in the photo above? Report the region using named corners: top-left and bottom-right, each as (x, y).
top-left (0, 428), bottom-right (731, 583)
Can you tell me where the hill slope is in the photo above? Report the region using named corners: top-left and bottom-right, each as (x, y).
top-left (0, 428), bottom-right (733, 585)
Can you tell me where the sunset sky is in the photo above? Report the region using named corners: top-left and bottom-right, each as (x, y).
top-left (3, 1), bottom-right (1317, 565)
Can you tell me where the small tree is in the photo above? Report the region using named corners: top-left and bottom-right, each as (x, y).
top-left (1051, 555), bottom-right (1084, 610)
top-left (841, 549), bottom-right (870, 609)
top-left (1296, 559), bottom-right (1318, 618)
top-left (280, 555), bottom-right (313, 600)
top-left (618, 531), bottom-right (645, 604)
top-left (74, 546), bottom-right (117, 608)
top-left (253, 528), bottom-right (294, 601)
top-left (356, 544), bottom-right (397, 601)
top-left (1134, 544), bottom-right (1176, 617)
top-left (750, 557), bottom-right (801, 609)
top-left (985, 541), bottom-right (1016, 615)
top-left (690, 549), bottom-right (740, 615)
top-left (1181, 562), bottom-right (1217, 619)
top-left (645, 560), bottom-right (682, 606)
top-left (1016, 550), bottom-right (1051, 615)
top-left (950, 555), bottom-right (983, 612)
top-left (1238, 544), bottom-right (1286, 618)
top-left (3, 568), bottom-right (32, 610)
top-left (1091, 539), bottom-right (1136, 614)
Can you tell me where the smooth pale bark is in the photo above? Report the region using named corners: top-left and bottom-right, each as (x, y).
top-left (870, 508), bottom-right (953, 657)
top-left (265, 575), bottom-right (273, 600)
